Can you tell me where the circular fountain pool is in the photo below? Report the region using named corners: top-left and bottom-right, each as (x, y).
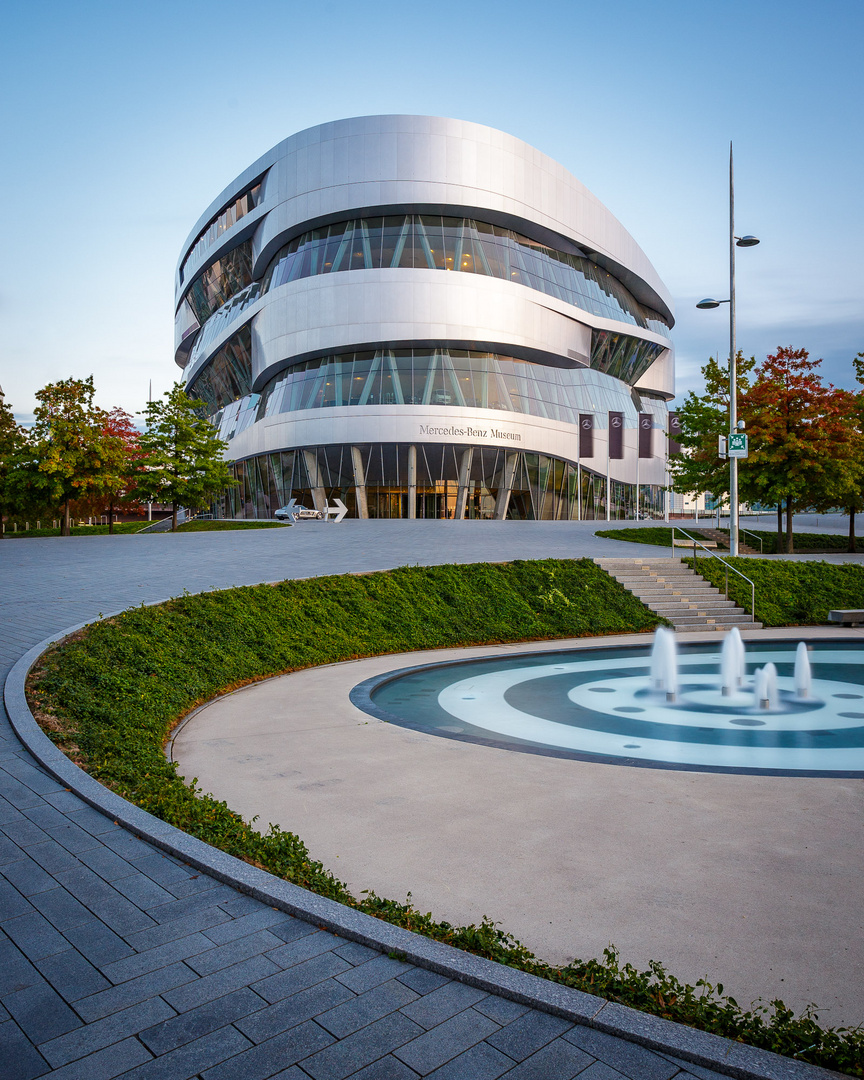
top-left (351, 638), bottom-right (864, 776)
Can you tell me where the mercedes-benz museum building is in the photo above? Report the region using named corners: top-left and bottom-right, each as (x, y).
top-left (174, 116), bottom-right (674, 520)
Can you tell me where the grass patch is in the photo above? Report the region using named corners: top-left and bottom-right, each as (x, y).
top-left (2, 521), bottom-right (149, 538)
top-left (725, 529), bottom-right (864, 555)
top-left (1, 519), bottom-right (289, 538)
top-left (175, 520), bottom-right (288, 532)
top-left (596, 525), bottom-right (864, 555)
top-left (595, 526), bottom-right (682, 547)
top-left (686, 556), bottom-right (864, 627)
top-left (26, 560), bottom-right (862, 1075)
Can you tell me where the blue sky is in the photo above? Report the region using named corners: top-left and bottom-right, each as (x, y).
top-left (2, 0), bottom-right (862, 423)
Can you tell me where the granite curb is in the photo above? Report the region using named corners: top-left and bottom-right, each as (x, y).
top-left (4, 621), bottom-right (846, 1080)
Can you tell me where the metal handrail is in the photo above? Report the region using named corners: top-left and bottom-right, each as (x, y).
top-left (672, 527), bottom-right (757, 623)
top-left (740, 527), bottom-right (763, 553)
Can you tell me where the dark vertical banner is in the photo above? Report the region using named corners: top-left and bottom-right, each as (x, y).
top-left (668, 412), bottom-right (682, 456)
top-left (638, 413), bottom-right (653, 458)
top-left (608, 411), bottom-right (624, 459)
top-left (579, 414), bottom-right (593, 458)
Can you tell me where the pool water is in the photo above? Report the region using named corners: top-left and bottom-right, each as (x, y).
top-left (352, 641), bottom-right (864, 776)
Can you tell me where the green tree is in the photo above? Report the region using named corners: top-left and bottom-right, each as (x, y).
top-left (741, 347), bottom-right (846, 553)
top-left (834, 352), bottom-right (864, 551)
top-left (26, 376), bottom-right (108, 536)
top-left (0, 390), bottom-right (29, 534)
top-left (667, 351), bottom-right (755, 506)
top-left (134, 383), bottom-right (236, 531)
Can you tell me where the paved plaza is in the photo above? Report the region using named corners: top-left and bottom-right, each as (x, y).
top-left (0, 521), bottom-right (856, 1079)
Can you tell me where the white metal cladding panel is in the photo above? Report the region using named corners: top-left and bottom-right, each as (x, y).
top-left (223, 405), bottom-right (669, 488)
top-left (248, 270), bottom-right (674, 387)
top-left (634, 358), bottom-right (674, 399)
top-left (245, 116), bottom-right (671, 313)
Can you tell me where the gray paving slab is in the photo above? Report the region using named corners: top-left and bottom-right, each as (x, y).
top-left (0, 524), bottom-right (851, 1079)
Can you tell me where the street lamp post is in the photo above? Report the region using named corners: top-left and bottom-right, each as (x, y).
top-left (696, 143), bottom-right (759, 557)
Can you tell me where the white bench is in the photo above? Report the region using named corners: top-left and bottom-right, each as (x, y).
top-left (672, 538), bottom-right (717, 548)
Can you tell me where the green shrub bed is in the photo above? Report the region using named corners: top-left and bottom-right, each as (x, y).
top-left (686, 556), bottom-right (864, 627)
top-left (176, 520), bottom-right (288, 532)
top-left (2, 521), bottom-right (149, 538)
top-left (27, 559), bottom-right (862, 1075)
top-left (596, 525), bottom-right (864, 555)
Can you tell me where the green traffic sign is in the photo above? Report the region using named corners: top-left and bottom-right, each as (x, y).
top-left (728, 433), bottom-right (748, 458)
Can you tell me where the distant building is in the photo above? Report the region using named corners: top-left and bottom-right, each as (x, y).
top-left (174, 116), bottom-right (674, 520)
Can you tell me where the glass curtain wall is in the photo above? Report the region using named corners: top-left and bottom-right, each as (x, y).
top-left (216, 443), bottom-right (661, 522)
top-left (246, 348), bottom-right (647, 439)
top-left (181, 182), bottom-right (263, 283)
top-left (261, 215), bottom-right (671, 338)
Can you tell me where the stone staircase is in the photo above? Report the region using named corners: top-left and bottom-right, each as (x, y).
top-left (596, 557), bottom-right (761, 631)
top-left (692, 527), bottom-right (760, 555)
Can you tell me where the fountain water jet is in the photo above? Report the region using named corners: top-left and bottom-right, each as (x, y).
top-left (721, 627), bottom-right (746, 696)
top-left (650, 627), bottom-right (678, 702)
top-left (795, 642), bottom-right (812, 699)
top-left (754, 663), bottom-right (779, 710)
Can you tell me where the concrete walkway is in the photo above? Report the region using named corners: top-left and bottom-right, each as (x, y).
top-left (0, 522), bottom-right (851, 1079)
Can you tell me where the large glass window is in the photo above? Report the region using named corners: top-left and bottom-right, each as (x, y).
top-left (181, 182), bottom-right (263, 282)
top-left (217, 347), bottom-right (648, 437)
top-left (215, 442), bottom-right (663, 522)
top-left (260, 214), bottom-right (671, 337)
top-left (185, 240), bottom-right (255, 326)
top-left (187, 325), bottom-right (253, 416)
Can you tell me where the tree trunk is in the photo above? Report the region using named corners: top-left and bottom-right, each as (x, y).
top-left (850, 505), bottom-right (858, 554)
top-left (171, 502), bottom-right (178, 532)
top-left (785, 497), bottom-right (794, 554)
top-left (776, 504), bottom-right (783, 553)
top-left (62, 499), bottom-right (71, 537)
top-left (108, 500), bottom-right (115, 535)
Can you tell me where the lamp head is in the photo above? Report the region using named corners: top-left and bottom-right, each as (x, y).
top-left (696, 298), bottom-right (723, 309)
top-left (735, 235), bottom-right (760, 248)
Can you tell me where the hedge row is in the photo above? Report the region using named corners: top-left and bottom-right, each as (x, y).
top-left (686, 556), bottom-right (864, 626)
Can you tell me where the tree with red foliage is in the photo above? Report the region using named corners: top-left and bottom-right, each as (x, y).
top-left (98, 407), bottom-right (144, 533)
top-left (741, 347), bottom-right (855, 553)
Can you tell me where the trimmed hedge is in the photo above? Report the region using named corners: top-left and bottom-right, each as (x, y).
top-left (596, 525), bottom-right (864, 555)
top-left (686, 556), bottom-right (864, 626)
top-left (27, 560), bottom-right (863, 1076)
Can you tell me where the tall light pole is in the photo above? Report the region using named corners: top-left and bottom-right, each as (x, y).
top-left (696, 143), bottom-right (759, 557)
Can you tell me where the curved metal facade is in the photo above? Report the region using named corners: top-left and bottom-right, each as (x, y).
top-left (176, 116), bottom-right (675, 520)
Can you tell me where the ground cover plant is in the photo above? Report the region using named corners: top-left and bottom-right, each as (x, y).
top-left (26, 559), bottom-right (862, 1075)
top-left (175, 519), bottom-right (288, 532)
top-left (1, 519), bottom-right (288, 538)
top-left (685, 556), bottom-right (864, 627)
top-left (596, 525), bottom-right (864, 555)
top-left (1, 521), bottom-right (149, 538)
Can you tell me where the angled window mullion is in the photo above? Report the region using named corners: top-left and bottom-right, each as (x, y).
top-left (358, 354), bottom-right (382, 405)
top-left (331, 224), bottom-right (354, 272)
top-left (415, 218), bottom-right (435, 268)
top-left (442, 353), bottom-right (466, 407)
top-left (391, 216), bottom-right (410, 267)
top-left (421, 352), bottom-right (439, 404)
top-left (469, 222), bottom-right (493, 277)
top-left (360, 220), bottom-right (373, 267)
top-left (385, 351), bottom-right (404, 404)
